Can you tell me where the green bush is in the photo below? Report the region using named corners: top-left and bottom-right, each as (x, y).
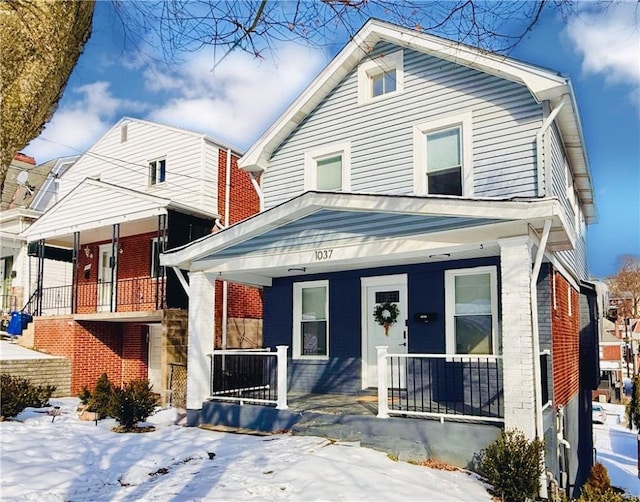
top-left (86, 373), bottom-right (114, 417)
top-left (627, 374), bottom-right (640, 432)
top-left (109, 379), bottom-right (158, 430)
top-left (0, 373), bottom-right (56, 418)
top-left (476, 429), bottom-right (544, 502)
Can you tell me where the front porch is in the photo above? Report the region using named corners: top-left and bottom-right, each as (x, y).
top-left (192, 346), bottom-right (504, 466)
top-left (199, 389), bottom-right (503, 468)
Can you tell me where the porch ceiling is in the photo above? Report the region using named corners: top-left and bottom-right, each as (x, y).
top-left (162, 192), bottom-right (572, 286)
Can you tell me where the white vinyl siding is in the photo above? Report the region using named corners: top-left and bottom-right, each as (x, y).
top-left (60, 119), bottom-right (219, 215)
top-left (549, 123), bottom-right (588, 280)
top-left (264, 42), bottom-right (543, 208)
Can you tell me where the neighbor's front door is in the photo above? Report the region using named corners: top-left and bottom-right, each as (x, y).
top-left (361, 274), bottom-right (408, 389)
top-left (97, 244), bottom-right (113, 312)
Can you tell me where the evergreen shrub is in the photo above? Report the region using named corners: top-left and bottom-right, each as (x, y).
top-left (476, 429), bottom-right (544, 502)
top-left (0, 373), bottom-right (56, 418)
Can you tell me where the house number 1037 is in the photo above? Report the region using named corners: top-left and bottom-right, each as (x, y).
top-left (314, 249), bottom-right (333, 261)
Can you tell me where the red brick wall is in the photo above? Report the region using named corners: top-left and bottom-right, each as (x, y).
top-left (122, 324), bottom-right (148, 382)
top-left (215, 149), bottom-right (263, 325)
top-left (33, 318), bottom-right (149, 395)
top-left (601, 345), bottom-right (622, 361)
top-left (552, 271), bottom-right (580, 406)
top-left (34, 317), bottom-right (124, 394)
top-left (217, 150), bottom-right (261, 225)
top-left (227, 283), bottom-right (262, 318)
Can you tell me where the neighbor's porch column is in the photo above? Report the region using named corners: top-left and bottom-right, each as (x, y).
top-left (498, 236), bottom-right (536, 438)
top-left (186, 271), bottom-right (215, 411)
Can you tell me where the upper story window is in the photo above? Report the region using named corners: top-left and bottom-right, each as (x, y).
top-left (357, 50), bottom-right (404, 105)
top-left (304, 142), bottom-right (351, 192)
top-left (293, 280), bottom-right (329, 359)
top-left (445, 266), bottom-right (498, 355)
top-left (149, 158), bottom-right (166, 186)
top-left (120, 123), bottom-right (128, 143)
top-left (413, 113), bottom-right (473, 197)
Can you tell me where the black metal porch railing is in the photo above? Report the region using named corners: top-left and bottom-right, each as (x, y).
top-left (27, 277), bottom-right (166, 315)
top-left (210, 350), bottom-right (277, 404)
top-left (207, 347), bottom-right (290, 409)
top-left (384, 353), bottom-right (504, 421)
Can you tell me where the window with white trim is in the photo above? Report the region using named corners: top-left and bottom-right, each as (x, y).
top-left (357, 50), bottom-right (403, 104)
top-left (413, 113), bottom-right (473, 196)
top-left (445, 266), bottom-right (498, 355)
top-left (293, 280), bottom-right (329, 359)
top-left (149, 158), bottom-right (166, 186)
top-left (304, 143), bottom-right (351, 192)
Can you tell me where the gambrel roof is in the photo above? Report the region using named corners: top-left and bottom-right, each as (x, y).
top-left (239, 19), bottom-right (595, 222)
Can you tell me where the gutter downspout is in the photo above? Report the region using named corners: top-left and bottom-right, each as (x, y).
top-left (222, 149), bottom-right (232, 350)
top-left (531, 218), bottom-right (553, 499)
top-left (536, 95), bottom-right (568, 197)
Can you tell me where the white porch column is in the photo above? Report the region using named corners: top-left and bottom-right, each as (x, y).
top-left (186, 271), bottom-right (215, 410)
top-left (498, 236), bottom-right (536, 438)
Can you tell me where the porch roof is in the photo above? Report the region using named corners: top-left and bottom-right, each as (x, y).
top-left (161, 192), bottom-right (572, 287)
top-left (21, 178), bottom-right (217, 247)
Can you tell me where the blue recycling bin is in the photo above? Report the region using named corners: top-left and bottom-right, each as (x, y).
top-left (6, 311), bottom-right (32, 336)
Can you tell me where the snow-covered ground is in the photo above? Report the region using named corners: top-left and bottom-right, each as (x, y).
top-left (0, 397), bottom-right (493, 501)
top-left (1, 397), bottom-right (638, 501)
top-left (593, 403), bottom-right (640, 496)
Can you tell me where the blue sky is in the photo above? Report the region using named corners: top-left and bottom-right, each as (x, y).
top-left (23, 2), bottom-right (639, 279)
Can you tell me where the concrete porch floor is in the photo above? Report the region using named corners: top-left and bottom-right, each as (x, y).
top-left (287, 391), bottom-right (379, 416)
top-left (198, 391), bottom-right (502, 468)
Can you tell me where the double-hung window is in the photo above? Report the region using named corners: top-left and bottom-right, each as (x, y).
top-left (293, 280), bottom-right (329, 359)
top-left (149, 158), bottom-right (166, 186)
top-left (445, 266), bottom-right (498, 355)
top-left (413, 113), bottom-right (472, 196)
top-left (304, 142), bottom-right (351, 192)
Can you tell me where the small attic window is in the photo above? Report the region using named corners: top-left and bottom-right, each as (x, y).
top-left (120, 124), bottom-right (128, 143)
top-left (358, 50), bottom-right (404, 105)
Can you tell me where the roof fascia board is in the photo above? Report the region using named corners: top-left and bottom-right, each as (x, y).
top-left (23, 207), bottom-right (169, 242)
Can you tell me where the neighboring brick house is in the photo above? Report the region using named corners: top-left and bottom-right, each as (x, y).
top-left (21, 118), bottom-right (262, 404)
top-left (163, 20), bottom-right (603, 498)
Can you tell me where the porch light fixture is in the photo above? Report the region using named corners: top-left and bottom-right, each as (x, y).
top-left (83, 246), bottom-right (93, 259)
top-left (287, 267), bottom-right (306, 273)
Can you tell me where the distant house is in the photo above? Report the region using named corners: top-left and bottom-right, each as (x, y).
top-left (162, 20), bottom-right (600, 498)
top-left (21, 118), bottom-right (262, 405)
top-left (1, 154), bottom-right (78, 318)
top-left (593, 319), bottom-right (624, 402)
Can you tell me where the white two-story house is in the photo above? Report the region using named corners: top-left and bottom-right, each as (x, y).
top-left (162, 20), bottom-right (600, 498)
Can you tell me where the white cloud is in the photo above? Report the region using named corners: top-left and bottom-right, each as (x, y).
top-left (565, 3), bottom-right (640, 106)
top-left (146, 44), bottom-right (328, 149)
top-left (23, 82), bottom-right (146, 163)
